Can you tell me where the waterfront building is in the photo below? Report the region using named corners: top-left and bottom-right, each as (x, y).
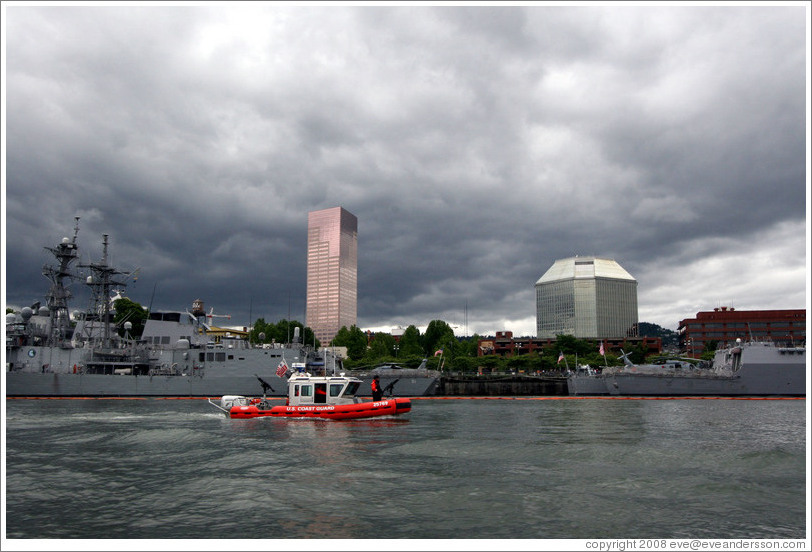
top-left (678, 307), bottom-right (806, 358)
top-left (477, 331), bottom-right (661, 358)
top-left (535, 256), bottom-right (638, 339)
top-left (306, 207), bottom-right (358, 345)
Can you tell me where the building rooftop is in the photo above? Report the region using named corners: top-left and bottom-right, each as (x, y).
top-left (536, 256), bottom-right (636, 285)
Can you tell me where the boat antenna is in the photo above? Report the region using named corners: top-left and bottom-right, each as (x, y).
top-left (248, 296), bottom-right (253, 341)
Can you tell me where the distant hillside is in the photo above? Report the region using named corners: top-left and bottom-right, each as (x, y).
top-left (638, 322), bottom-right (679, 350)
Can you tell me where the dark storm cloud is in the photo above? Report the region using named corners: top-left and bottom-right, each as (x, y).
top-left (3, 3), bottom-right (808, 336)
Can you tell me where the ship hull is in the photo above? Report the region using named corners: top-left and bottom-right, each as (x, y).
top-left (566, 344), bottom-right (806, 397)
top-left (606, 363), bottom-right (805, 396)
top-left (4, 368), bottom-right (439, 397)
top-left (566, 374), bottom-right (610, 395)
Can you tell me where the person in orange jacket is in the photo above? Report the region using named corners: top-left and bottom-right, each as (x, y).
top-left (371, 375), bottom-right (383, 401)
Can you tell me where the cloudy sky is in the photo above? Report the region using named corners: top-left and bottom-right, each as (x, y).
top-left (2, 2), bottom-right (809, 338)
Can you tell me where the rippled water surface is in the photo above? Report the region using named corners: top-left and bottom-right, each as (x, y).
top-left (4, 397), bottom-right (807, 540)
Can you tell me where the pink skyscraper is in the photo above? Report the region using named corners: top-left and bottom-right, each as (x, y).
top-left (306, 207), bottom-right (358, 345)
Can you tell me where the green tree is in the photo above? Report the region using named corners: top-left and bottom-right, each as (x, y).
top-left (456, 334), bottom-right (481, 359)
top-left (331, 325), bottom-right (367, 360)
top-left (422, 319), bottom-right (455, 356)
top-left (622, 343), bottom-right (648, 365)
top-left (250, 317), bottom-right (271, 344)
top-left (398, 325), bottom-right (423, 357)
top-left (553, 334), bottom-right (593, 356)
top-left (638, 321), bottom-right (679, 349)
top-left (113, 297), bottom-right (148, 338)
top-left (249, 318), bottom-right (319, 348)
top-left (366, 332), bottom-right (396, 360)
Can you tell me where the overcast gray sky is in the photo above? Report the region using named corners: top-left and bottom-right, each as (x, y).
top-left (2, 2), bottom-right (809, 338)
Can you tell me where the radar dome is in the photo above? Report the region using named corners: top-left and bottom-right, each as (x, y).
top-left (21, 307), bottom-right (33, 321)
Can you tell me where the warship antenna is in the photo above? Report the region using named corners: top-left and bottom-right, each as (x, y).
top-left (248, 296), bottom-right (253, 335)
top-left (72, 216), bottom-right (81, 244)
top-left (147, 282), bottom-right (157, 313)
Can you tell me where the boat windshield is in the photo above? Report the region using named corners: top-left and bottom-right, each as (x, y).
top-left (344, 381), bottom-right (360, 396)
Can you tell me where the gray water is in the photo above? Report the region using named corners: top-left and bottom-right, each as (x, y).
top-left (3, 397), bottom-right (807, 540)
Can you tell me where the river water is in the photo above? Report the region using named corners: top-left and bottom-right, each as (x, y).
top-left (3, 397), bottom-right (808, 545)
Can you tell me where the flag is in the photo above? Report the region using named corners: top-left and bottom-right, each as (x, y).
top-left (276, 360), bottom-right (288, 377)
top-left (557, 352), bottom-right (564, 364)
top-left (599, 342), bottom-right (605, 356)
top-left (434, 349), bottom-right (443, 357)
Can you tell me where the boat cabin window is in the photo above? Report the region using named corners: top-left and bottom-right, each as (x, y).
top-left (300, 385), bottom-right (312, 397)
top-left (329, 384), bottom-right (344, 397)
top-left (315, 383), bottom-right (327, 404)
top-left (149, 312), bottom-right (182, 322)
top-left (344, 382), bottom-right (360, 396)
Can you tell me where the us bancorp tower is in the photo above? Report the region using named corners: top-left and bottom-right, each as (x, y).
top-left (535, 256), bottom-right (638, 339)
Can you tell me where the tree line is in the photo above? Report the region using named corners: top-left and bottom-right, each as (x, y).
top-left (98, 300), bottom-right (695, 373)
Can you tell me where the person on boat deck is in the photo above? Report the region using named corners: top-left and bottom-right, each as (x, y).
top-left (371, 375), bottom-right (383, 401)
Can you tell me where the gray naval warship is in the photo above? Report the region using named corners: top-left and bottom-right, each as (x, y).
top-left (5, 218), bottom-right (440, 398)
top-left (567, 342), bottom-right (806, 396)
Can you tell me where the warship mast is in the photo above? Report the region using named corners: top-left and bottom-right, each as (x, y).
top-left (81, 233), bottom-right (130, 349)
top-left (41, 216), bottom-right (81, 346)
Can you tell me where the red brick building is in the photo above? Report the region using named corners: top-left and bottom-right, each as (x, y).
top-left (477, 331), bottom-right (661, 357)
top-left (678, 307), bottom-right (806, 358)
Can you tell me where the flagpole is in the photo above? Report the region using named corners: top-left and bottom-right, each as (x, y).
top-left (558, 351), bottom-right (569, 371)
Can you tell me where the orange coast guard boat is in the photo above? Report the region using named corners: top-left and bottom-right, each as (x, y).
top-left (209, 372), bottom-right (412, 420)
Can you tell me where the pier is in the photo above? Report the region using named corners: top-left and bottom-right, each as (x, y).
top-left (437, 374), bottom-right (568, 396)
